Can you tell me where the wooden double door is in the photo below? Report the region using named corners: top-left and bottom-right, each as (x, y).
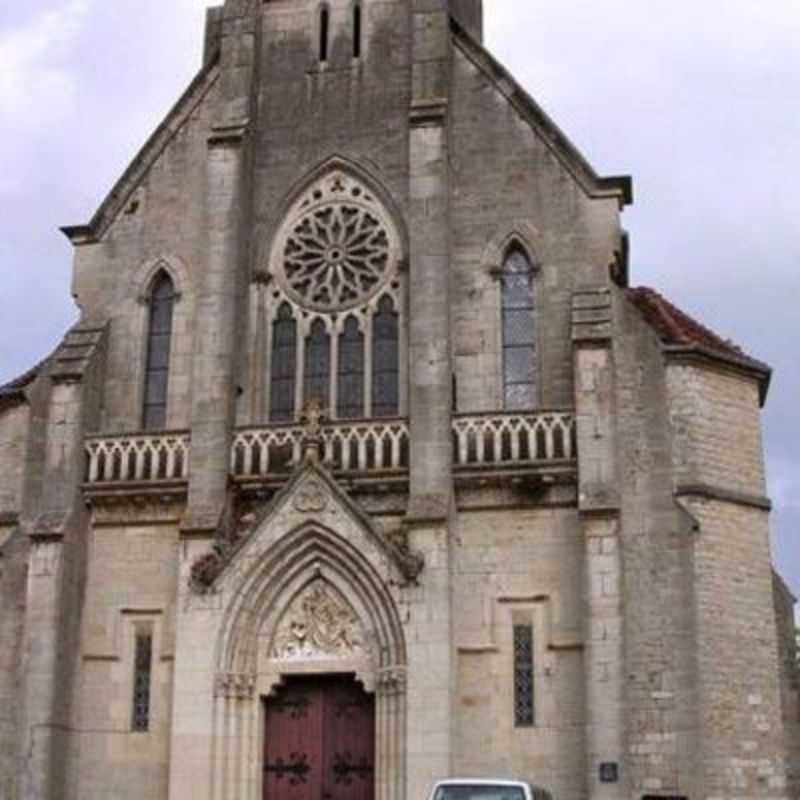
top-left (263, 676), bottom-right (376, 800)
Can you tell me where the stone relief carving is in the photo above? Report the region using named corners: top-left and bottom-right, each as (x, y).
top-left (271, 581), bottom-right (369, 661)
top-left (215, 672), bottom-right (256, 700)
top-left (293, 477), bottom-right (329, 513)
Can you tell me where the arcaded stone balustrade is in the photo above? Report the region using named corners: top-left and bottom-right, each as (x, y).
top-left (85, 431), bottom-right (190, 484)
top-left (452, 410), bottom-right (576, 470)
top-left (232, 419), bottom-right (411, 478)
top-left (83, 411), bottom-right (576, 488)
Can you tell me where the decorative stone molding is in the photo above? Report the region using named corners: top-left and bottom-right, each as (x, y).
top-left (271, 581), bottom-right (369, 661)
top-left (270, 169), bottom-right (403, 313)
top-left (293, 478), bottom-right (329, 513)
top-left (214, 672), bottom-right (256, 700)
top-left (376, 666), bottom-right (408, 696)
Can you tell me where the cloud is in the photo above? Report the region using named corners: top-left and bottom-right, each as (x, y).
top-left (0, 0), bottom-right (91, 130)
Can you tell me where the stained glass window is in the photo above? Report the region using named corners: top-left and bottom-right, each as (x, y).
top-left (502, 247), bottom-right (537, 410)
top-left (337, 317), bottom-right (365, 419)
top-left (513, 624), bottom-right (535, 727)
top-left (132, 629), bottom-right (153, 732)
top-left (304, 319), bottom-right (331, 410)
top-left (270, 303), bottom-right (297, 422)
top-left (372, 296), bottom-right (399, 418)
top-left (143, 272), bottom-right (175, 430)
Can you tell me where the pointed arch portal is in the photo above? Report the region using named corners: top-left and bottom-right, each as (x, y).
top-left (208, 514), bottom-right (407, 800)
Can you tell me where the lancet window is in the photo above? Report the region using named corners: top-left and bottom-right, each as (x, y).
top-left (143, 271), bottom-right (175, 430)
top-left (372, 295), bottom-right (399, 418)
top-left (131, 628), bottom-right (153, 732)
top-left (501, 246), bottom-right (537, 410)
top-left (270, 303), bottom-right (298, 422)
top-left (262, 169), bottom-right (405, 423)
top-left (337, 317), bottom-right (365, 419)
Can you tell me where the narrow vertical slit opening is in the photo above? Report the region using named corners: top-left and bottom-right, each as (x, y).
top-left (353, 4), bottom-right (362, 59)
top-left (319, 6), bottom-right (330, 63)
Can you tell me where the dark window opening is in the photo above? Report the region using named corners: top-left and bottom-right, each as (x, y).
top-left (502, 247), bottom-right (537, 411)
top-left (372, 296), bottom-right (399, 418)
top-left (270, 303), bottom-right (297, 422)
top-left (143, 271), bottom-right (175, 430)
top-left (353, 4), bottom-right (362, 59)
top-left (131, 629), bottom-right (153, 732)
top-left (513, 624), bottom-right (535, 727)
top-left (319, 6), bottom-right (330, 62)
top-left (337, 317), bottom-right (365, 419)
top-left (304, 319), bottom-right (331, 411)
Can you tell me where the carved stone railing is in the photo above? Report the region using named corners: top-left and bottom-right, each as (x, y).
top-left (452, 411), bottom-right (576, 470)
top-left (83, 411), bottom-right (575, 489)
top-left (232, 419), bottom-right (410, 479)
top-left (85, 431), bottom-right (190, 484)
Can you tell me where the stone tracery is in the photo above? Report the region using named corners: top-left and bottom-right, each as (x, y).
top-left (272, 170), bottom-right (402, 313)
top-left (271, 580), bottom-right (369, 661)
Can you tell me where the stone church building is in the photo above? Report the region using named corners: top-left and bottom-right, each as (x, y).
top-left (0, 1), bottom-right (797, 799)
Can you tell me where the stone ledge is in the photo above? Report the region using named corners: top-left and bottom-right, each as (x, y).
top-left (675, 483), bottom-right (772, 512)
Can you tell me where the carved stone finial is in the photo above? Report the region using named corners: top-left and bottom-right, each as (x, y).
top-left (300, 399), bottom-right (327, 464)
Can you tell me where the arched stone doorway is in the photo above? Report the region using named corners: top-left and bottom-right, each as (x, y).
top-left (212, 521), bottom-right (408, 800)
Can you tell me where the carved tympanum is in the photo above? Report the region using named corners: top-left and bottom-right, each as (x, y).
top-left (271, 581), bottom-right (368, 661)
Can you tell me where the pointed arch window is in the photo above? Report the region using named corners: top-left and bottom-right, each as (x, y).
top-left (319, 6), bottom-right (330, 63)
top-left (304, 319), bottom-right (331, 410)
top-left (337, 317), bottom-right (365, 419)
top-left (501, 246), bottom-right (537, 410)
top-left (270, 303), bottom-right (298, 422)
top-left (143, 271), bottom-right (175, 430)
top-left (353, 3), bottom-right (362, 59)
top-left (372, 296), bottom-right (399, 418)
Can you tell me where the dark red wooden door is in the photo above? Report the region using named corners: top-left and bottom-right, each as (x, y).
top-left (263, 676), bottom-right (375, 800)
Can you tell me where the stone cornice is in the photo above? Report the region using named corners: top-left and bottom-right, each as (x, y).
top-left (663, 344), bottom-right (772, 406)
top-left (675, 483), bottom-right (772, 512)
top-left (61, 56), bottom-right (221, 245)
top-left (451, 17), bottom-right (632, 207)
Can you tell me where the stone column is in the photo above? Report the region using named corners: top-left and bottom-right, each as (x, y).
top-left (572, 289), bottom-right (624, 800)
top-left (19, 323), bottom-right (107, 800)
top-left (185, 1), bottom-right (257, 533)
top-left (405, 3), bottom-right (454, 797)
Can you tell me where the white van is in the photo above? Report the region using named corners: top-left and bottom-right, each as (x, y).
top-left (428, 779), bottom-right (554, 800)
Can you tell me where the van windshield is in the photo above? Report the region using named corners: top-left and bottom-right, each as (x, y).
top-left (434, 785), bottom-right (526, 800)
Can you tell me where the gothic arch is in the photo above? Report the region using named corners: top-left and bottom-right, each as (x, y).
top-left (261, 154), bottom-right (409, 278)
top-left (216, 521), bottom-right (407, 683)
top-left (132, 254), bottom-right (192, 303)
top-left (210, 516), bottom-right (409, 800)
top-left (481, 221), bottom-right (542, 277)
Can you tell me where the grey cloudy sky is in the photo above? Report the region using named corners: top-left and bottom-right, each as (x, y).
top-left (1, 1), bottom-right (797, 592)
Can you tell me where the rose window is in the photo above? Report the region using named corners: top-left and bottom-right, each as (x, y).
top-left (271, 171), bottom-right (401, 312)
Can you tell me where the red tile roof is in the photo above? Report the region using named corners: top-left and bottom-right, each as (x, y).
top-left (626, 287), bottom-right (771, 402)
top-left (627, 287), bottom-right (745, 359)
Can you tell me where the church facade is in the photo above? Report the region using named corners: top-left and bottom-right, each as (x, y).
top-left (0, 2), bottom-right (797, 799)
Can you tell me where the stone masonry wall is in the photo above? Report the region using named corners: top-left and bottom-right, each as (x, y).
top-left (453, 506), bottom-right (585, 800)
top-left (614, 293), bottom-right (699, 799)
top-left (74, 514), bottom-right (181, 800)
top-left (0, 404), bottom-right (29, 512)
top-left (0, 403), bottom-right (31, 800)
top-left (70, 70), bottom-right (218, 434)
top-left (449, 42), bottom-right (622, 414)
top-left (666, 363), bottom-right (766, 497)
top-left (0, 526), bottom-right (27, 800)
top-left (667, 363), bottom-right (790, 797)
top-left (773, 573), bottom-right (799, 796)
